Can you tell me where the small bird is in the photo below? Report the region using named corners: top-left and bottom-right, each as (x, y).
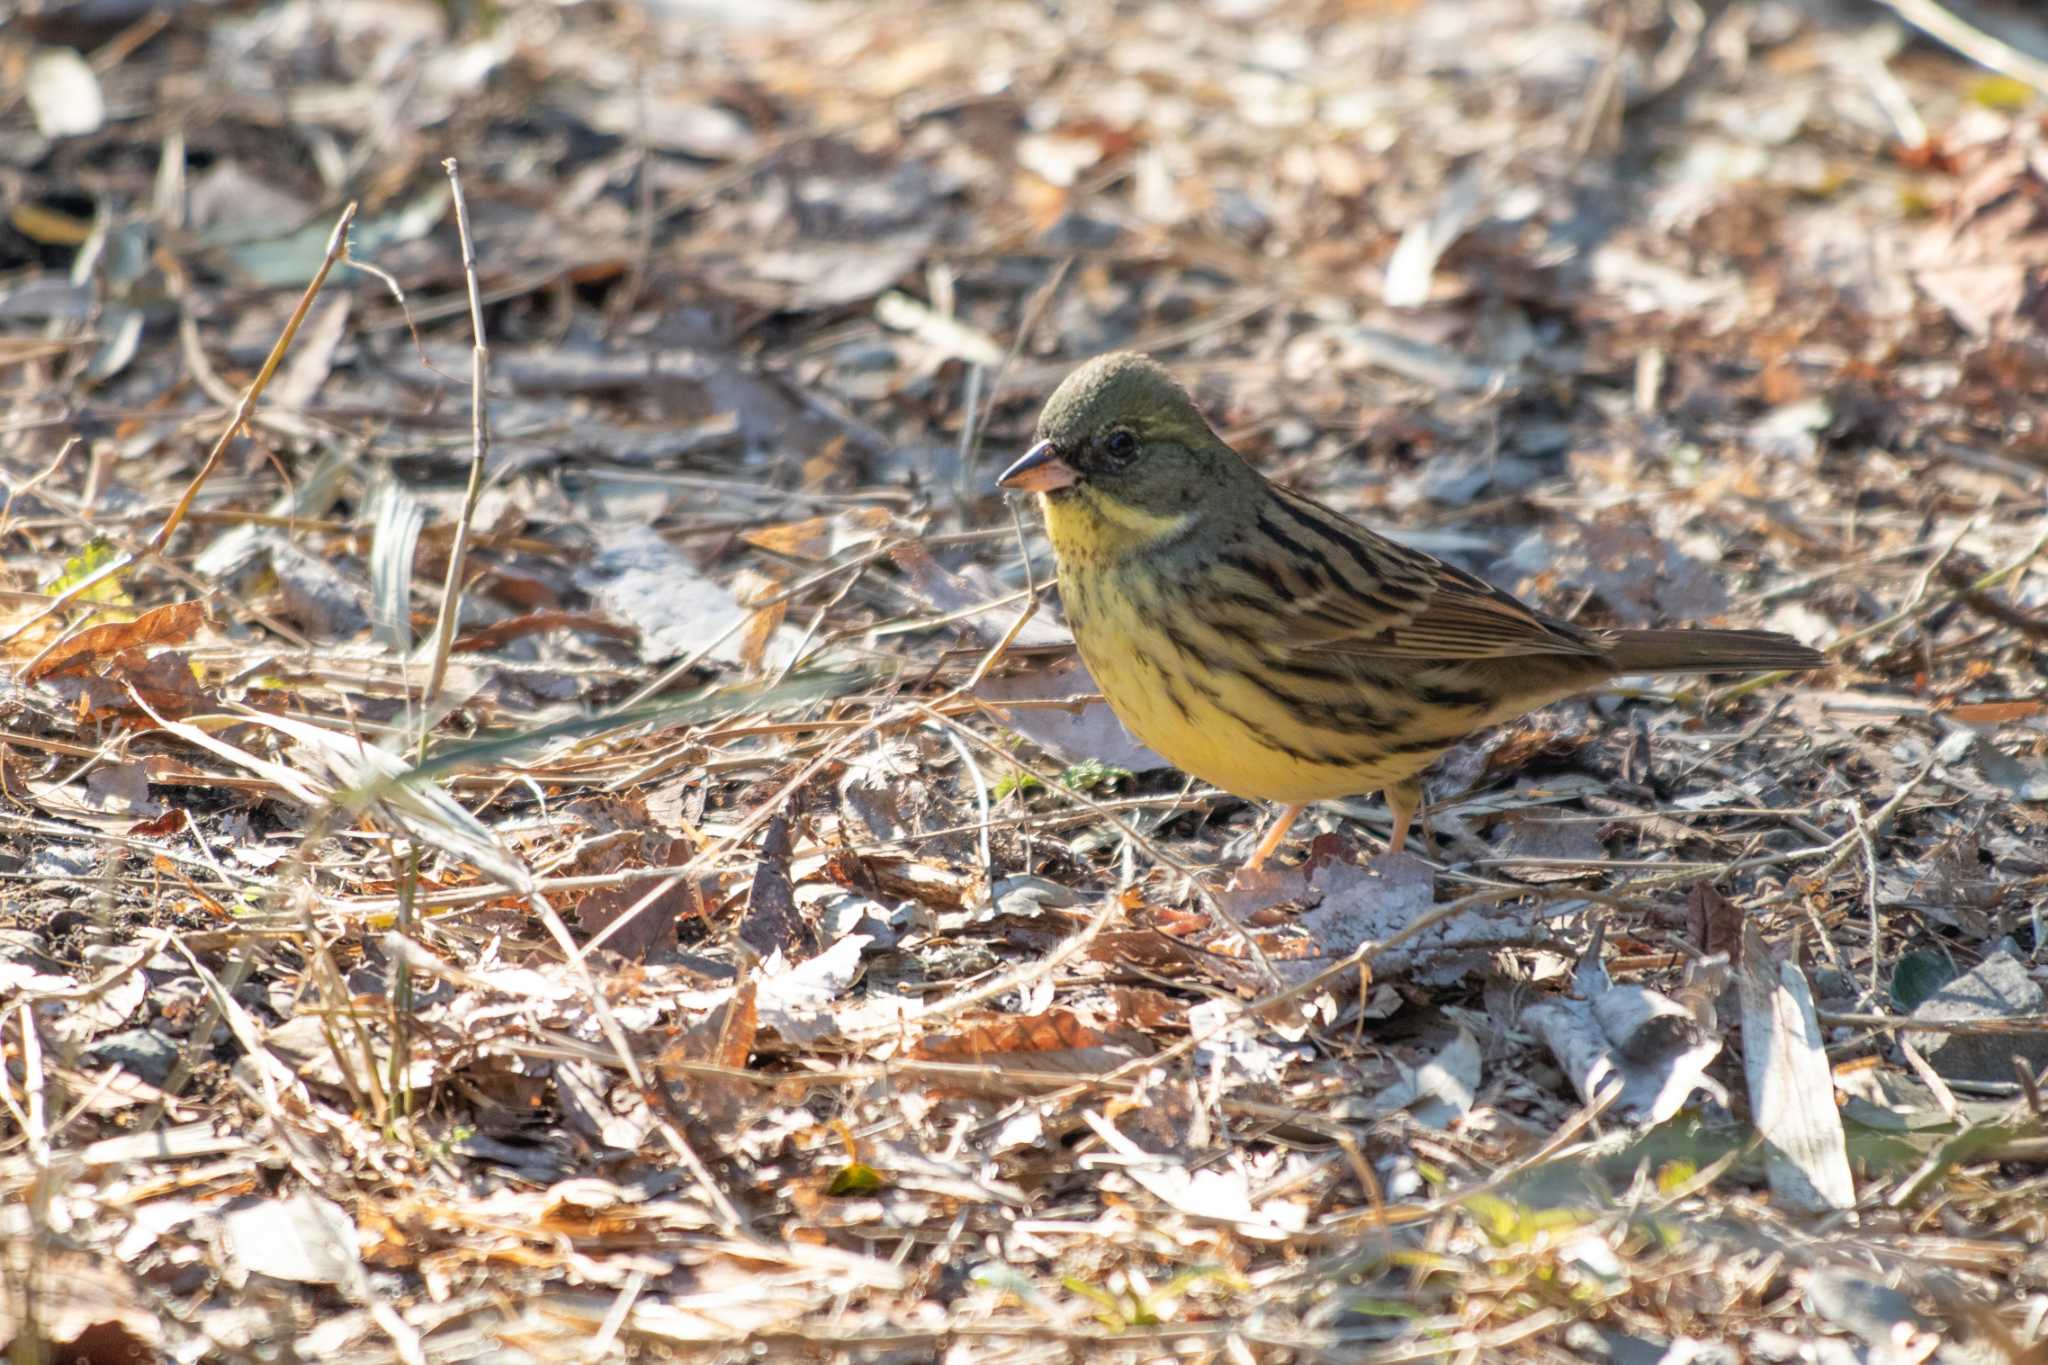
top-left (997, 353), bottom-right (1825, 873)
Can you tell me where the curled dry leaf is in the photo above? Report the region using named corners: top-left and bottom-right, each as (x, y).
top-left (20, 600), bottom-right (205, 680)
top-left (1107, 985), bottom-right (1183, 1031)
top-left (910, 1008), bottom-right (1113, 1060)
top-left (1525, 938), bottom-right (1726, 1125)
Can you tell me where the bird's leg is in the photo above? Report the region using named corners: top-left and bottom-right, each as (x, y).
top-left (1384, 778), bottom-right (1433, 857)
top-left (1243, 803), bottom-right (1307, 873)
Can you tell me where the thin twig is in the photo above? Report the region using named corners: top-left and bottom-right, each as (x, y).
top-left (422, 161), bottom-right (492, 709)
top-left (152, 203), bottom-right (359, 557)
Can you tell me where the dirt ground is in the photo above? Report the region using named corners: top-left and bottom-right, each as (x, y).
top-left (4, 0), bottom-right (2048, 1358)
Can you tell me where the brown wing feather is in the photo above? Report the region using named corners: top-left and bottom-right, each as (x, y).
top-left (1258, 487), bottom-right (1607, 663)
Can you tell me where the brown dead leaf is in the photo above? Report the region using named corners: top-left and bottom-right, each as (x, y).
top-left (1109, 986), bottom-right (1183, 1031)
top-left (1151, 907), bottom-right (1211, 937)
top-left (654, 980), bottom-right (760, 1132)
top-left (476, 563), bottom-right (562, 611)
top-left (1484, 725), bottom-right (1594, 776)
top-left (909, 1009), bottom-right (1152, 1083)
top-left (911, 1009), bottom-right (1113, 1060)
top-left (1016, 171), bottom-right (1070, 235)
top-left (44, 648), bottom-right (210, 721)
top-left (1091, 929), bottom-right (1204, 971)
top-left (735, 603), bottom-right (786, 672)
top-left (21, 600), bottom-right (204, 680)
top-left (453, 609), bottom-right (637, 653)
top-left (357, 1206), bottom-right (417, 1270)
top-left (1911, 139), bottom-right (2048, 335)
top-left (821, 849), bottom-right (986, 913)
top-left (739, 811), bottom-right (816, 959)
top-left (744, 515), bottom-right (834, 559)
top-left (571, 868), bottom-right (697, 961)
top-left (1687, 881), bottom-right (1744, 964)
top-left (1946, 699), bottom-right (2047, 727)
top-left (742, 506), bottom-right (895, 562)
top-left (129, 808), bottom-right (186, 838)
top-left (800, 434), bottom-right (851, 490)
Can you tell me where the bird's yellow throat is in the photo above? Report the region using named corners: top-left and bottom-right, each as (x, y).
top-left (1038, 486), bottom-right (1198, 567)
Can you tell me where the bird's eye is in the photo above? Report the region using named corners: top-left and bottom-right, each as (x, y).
top-left (1102, 429), bottom-right (1138, 463)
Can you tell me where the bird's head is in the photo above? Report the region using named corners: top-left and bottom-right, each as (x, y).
top-left (998, 352), bottom-right (1254, 561)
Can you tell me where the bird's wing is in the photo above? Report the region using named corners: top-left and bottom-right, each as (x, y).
top-left (1244, 488), bottom-right (1607, 662)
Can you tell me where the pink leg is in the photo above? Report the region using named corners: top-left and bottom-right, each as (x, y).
top-left (1385, 778), bottom-right (1429, 855)
top-left (1244, 803), bottom-right (1307, 872)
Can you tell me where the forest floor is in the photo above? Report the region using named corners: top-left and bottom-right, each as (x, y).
top-left (4, 0), bottom-right (2048, 1359)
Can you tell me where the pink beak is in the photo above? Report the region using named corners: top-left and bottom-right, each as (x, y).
top-left (997, 439), bottom-right (1079, 493)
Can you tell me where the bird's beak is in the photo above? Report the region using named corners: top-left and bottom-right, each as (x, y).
top-left (997, 439), bottom-right (1079, 493)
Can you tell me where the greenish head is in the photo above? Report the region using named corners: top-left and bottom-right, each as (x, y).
top-left (998, 353), bottom-right (1254, 528)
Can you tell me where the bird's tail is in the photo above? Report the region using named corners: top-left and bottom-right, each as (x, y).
top-left (1604, 628), bottom-right (1826, 675)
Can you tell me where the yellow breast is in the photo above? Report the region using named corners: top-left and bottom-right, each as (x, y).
top-left (1060, 561), bottom-right (1429, 805)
